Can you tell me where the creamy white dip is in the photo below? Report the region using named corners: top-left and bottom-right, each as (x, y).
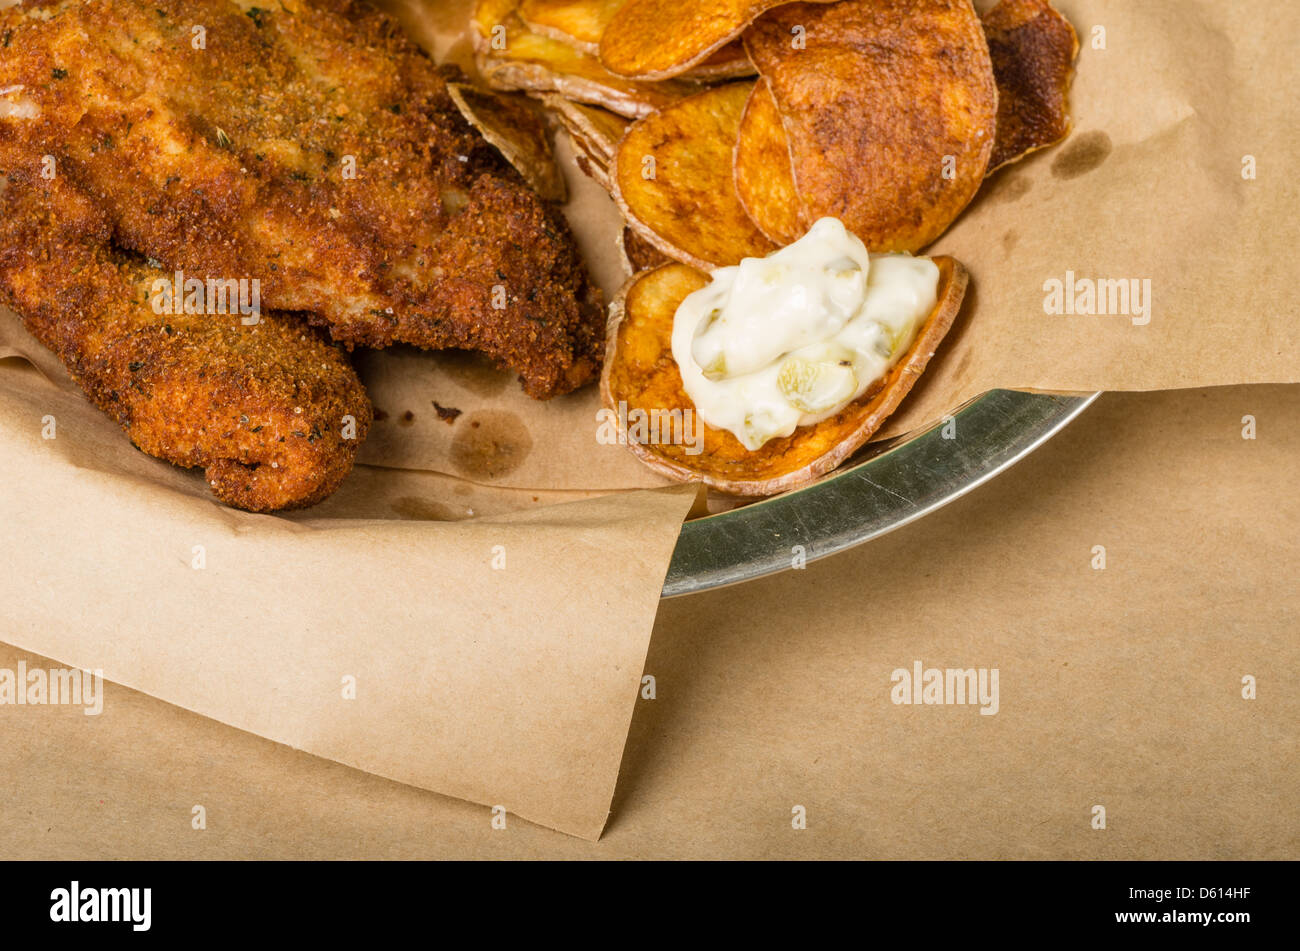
top-left (671, 218), bottom-right (940, 450)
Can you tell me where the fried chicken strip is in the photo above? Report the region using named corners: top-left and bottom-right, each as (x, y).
top-left (0, 157), bottom-right (372, 512)
top-left (0, 0), bottom-right (603, 399)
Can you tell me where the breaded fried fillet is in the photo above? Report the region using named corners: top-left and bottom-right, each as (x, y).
top-left (0, 158), bottom-right (372, 512)
top-left (0, 0), bottom-right (603, 398)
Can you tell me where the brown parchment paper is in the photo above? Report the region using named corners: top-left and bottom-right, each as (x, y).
top-left (0, 0), bottom-right (1297, 843)
top-left (3, 384), bottom-right (1294, 858)
top-left (0, 356), bottom-right (697, 840)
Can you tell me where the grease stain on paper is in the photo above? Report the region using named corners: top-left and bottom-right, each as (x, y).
top-left (390, 496), bottom-right (454, 521)
top-left (435, 350), bottom-right (511, 397)
top-left (451, 410), bottom-right (533, 480)
top-left (1051, 131), bottom-right (1113, 180)
top-left (985, 172), bottom-right (1033, 204)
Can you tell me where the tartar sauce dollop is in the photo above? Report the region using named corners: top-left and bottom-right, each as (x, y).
top-left (671, 218), bottom-right (940, 450)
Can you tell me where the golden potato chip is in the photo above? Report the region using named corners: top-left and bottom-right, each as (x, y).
top-left (745, 0), bottom-right (997, 252)
top-left (447, 84), bottom-right (568, 202)
top-left (473, 1), bottom-right (698, 118)
top-left (538, 99), bottom-right (621, 188)
top-left (519, 1), bottom-right (755, 79)
top-left (733, 79), bottom-right (801, 245)
top-left (984, 0), bottom-right (1079, 172)
top-left (685, 41), bottom-right (756, 80)
top-left (518, 0), bottom-right (625, 55)
top-left (601, 256), bottom-right (968, 495)
top-left (737, 3), bottom-right (1077, 234)
top-left (613, 82), bottom-right (776, 270)
top-left (472, 0), bottom-right (521, 48)
top-left (570, 129), bottom-right (610, 169)
top-left (599, 0), bottom-right (836, 80)
top-left (573, 148), bottom-right (611, 189)
top-left (569, 129), bottom-right (616, 188)
top-left (618, 226), bottom-right (672, 274)
top-left (535, 93), bottom-right (629, 164)
top-left (583, 134), bottom-right (617, 168)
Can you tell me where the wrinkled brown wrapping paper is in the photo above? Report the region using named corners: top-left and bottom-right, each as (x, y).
top-left (3, 384), bottom-right (1294, 858)
top-left (1, 0), bottom-right (1297, 841)
top-left (0, 357), bottom-right (697, 841)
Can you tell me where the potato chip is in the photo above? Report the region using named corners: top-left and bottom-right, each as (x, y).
top-left (685, 41), bottom-right (756, 80)
top-left (472, 0), bottom-right (522, 48)
top-left (573, 148), bottom-right (610, 188)
top-left (447, 84), bottom-right (568, 202)
top-left (733, 79), bottom-right (801, 245)
top-left (736, 2), bottom-right (1076, 236)
top-left (473, 1), bottom-right (698, 118)
top-left (599, 0), bottom-right (835, 80)
top-left (519, 1), bottom-right (755, 79)
top-left (601, 256), bottom-right (968, 495)
top-left (535, 93), bottom-right (629, 164)
top-left (613, 82), bottom-right (776, 270)
top-left (984, 0), bottom-right (1079, 172)
top-left (569, 130), bottom-right (608, 176)
top-left (745, 0), bottom-right (997, 252)
top-left (540, 99), bottom-right (622, 188)
top-left (618, 226), bottom-right (672, 274)
top-left (518, 0), bottom-right (625, 55)
top-left (569, 130), bottom-right (615, 188)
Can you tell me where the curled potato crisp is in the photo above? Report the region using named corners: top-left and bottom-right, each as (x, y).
top-left (601, 256), bottom-right (968, 495)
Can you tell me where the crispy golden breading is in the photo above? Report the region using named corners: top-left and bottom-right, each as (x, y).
top-left (0, 0), bottom-right (602, 399)
top-left (0, 158), bottom-right (371, 512)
